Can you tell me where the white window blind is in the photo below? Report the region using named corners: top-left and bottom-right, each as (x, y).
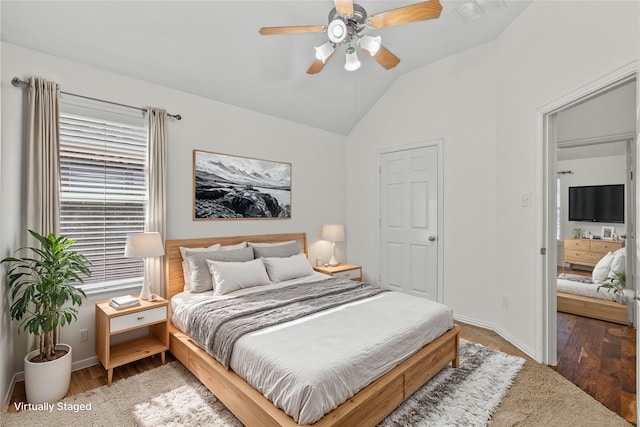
top-left (59, 112), bottom-right (147, 289)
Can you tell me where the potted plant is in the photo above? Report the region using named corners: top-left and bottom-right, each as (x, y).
top-left (597, 271), bottom-right (626, 304)
top-left (2, 230), bottom-right (91, 403)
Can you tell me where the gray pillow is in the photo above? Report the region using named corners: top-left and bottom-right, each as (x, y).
top-left (252, 241), bottom-right (301, 259)
top-left (186, 246), bottom-right (254, 293)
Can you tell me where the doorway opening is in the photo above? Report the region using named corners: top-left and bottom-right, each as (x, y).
top-left (540, 66), bottom-right (637, 423)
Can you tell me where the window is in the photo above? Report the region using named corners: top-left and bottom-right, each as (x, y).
top-left (59, 111), bottom-right (147, 291)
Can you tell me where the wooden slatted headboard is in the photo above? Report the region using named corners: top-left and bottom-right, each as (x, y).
top-left (165, 232), bottom-right (308, 301)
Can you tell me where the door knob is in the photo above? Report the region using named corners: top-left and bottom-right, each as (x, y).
top-left (428, 236), bottom-right (436, 242)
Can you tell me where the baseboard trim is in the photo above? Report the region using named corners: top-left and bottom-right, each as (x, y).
top-left (454, 313), bottom-right (537, 361)
top-left (3, 355), bottom-right (99, 409)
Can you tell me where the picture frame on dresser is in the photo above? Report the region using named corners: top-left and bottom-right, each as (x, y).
top-left (602, 226), bottom-right (614, 240)
top-left (193, 150), bottom-right (292, 220)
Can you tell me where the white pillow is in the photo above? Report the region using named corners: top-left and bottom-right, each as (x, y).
top-left (608, 249), bottom-right (626, 278)
top-left (592, 251), bottom-right (615, 284)
top-left (207, 258), bottom-right (271, 296)
top-left (261, 253), bottom-right (314, 283)
top-left (182, 261), bottom-right (192, 291)
top-left (186, 246), bottom-right (255, 293)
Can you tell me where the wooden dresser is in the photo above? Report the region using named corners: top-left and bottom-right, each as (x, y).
top-left (563, 238), bottom-right (624, 269)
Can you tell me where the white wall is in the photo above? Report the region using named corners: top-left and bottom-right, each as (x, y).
top-left (0, 42), bottom-right (347, 404)
top-left (556, 81), bottom-right (636, 143)
top-left (347, 0), bottom-right (639, 358)
top-left (558, 154), bottom-right (627, 242)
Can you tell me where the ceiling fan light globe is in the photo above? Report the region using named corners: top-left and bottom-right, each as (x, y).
top-left (360, 35), bottom-right (381, 56)
top-left (315, 41), bottom-right (334, 63)
top-left (328, 19), bottom-right (347, 43)
top-left (344, 48), bottom-right (361, 71)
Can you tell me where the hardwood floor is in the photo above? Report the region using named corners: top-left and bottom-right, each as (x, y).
top-left (557, 311), bottom-right (636, 424)
top-left (556, 266), bottom-right (636, 425)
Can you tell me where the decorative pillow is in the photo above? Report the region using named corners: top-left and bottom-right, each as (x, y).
top-left (220, 241), bottom-right (247, 251)
top-left (179, 244), bottom-right (221, 260)
top-left (207, 258), bottom-right (270, 296)
top-left (592, 251), bottom-right (615, 284)
top-left (186, 246), bottom-right (255, 293)
top-left (262, 253), bottom-right (314, 283)
top-left (248, 240), bottom-right (297, 248)
top-left (180, 244), bottom-right (221, 291)
top-left (182, 261), bottom-right (192, 291)
top-left (252, 241), bottom-right (301, 259)
top-left (608, 249), bottom-right (626, 278)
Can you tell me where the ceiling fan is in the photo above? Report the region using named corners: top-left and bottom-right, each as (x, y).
top-left (259, 0), bottom-right (443, 74)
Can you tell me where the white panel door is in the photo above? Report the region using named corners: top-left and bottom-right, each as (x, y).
top-left (379, 146), bottom-right (438, 300)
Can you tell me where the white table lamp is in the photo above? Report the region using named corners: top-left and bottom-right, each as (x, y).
top-left (321, 224), bottom-right (345, 266)
top-left (124, 232), bottom-right (165, 300)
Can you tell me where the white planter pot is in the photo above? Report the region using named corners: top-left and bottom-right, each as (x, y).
top-left (24, 343), bottom-right (72, 404)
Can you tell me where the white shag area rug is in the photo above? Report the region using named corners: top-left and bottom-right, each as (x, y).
top-left (3, 340), bottom-right (524, 427)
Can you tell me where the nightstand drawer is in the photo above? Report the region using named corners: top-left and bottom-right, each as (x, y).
top-left (334, 268), bottom-right (362, 281)
top-left (110, 306), bottom-right (166, 333)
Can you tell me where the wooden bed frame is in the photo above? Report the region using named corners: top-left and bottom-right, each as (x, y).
top-left (165, 232), bottom-right (461, 427)
top-left (557, 291), bottom-right (628, 325)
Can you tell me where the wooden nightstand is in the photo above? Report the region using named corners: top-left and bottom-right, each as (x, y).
top-left (95, 296), bottom-right (169, 385)
top-left (313, 263), bottom-right (362, 281)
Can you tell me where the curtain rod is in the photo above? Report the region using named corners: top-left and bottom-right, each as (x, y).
top-left (11, 77), bottom-right (182, 120)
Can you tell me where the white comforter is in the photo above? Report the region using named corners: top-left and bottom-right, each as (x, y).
top-left (172, 274), bottom-right (454, 424)
top-left (557, 274), bottom-right (633, 303)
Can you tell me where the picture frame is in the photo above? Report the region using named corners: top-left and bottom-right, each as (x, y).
top-left (601, 226), bottom-right (614, 240)
top-left (193, 150), bottom-right (291, 220)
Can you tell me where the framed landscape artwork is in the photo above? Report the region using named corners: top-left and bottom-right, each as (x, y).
top-left (193, 150), bottom-right (291, 220)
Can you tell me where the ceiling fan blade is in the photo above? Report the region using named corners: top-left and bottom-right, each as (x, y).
top-left (259, 25), bottom-right (325, 35)
top-left (307, 48), bottom-right (337, 74)
top-left (368, 45), bottom-right (401, 70)
top-left (368, 0), bottom-right (442, 29)
top-left (334, 0), bottom-right (354, 16)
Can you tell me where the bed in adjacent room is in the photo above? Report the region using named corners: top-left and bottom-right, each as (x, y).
top-left (557, 247), bottom-right (631, 325)
top-left (165, 232), bottom-right (461, 427)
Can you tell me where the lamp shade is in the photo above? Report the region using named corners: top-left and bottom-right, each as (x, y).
top-left (315, 41), bottom-right (335, 63)
top-left (344, 47), bottom-right (361, 71)
top-left (124, 232), bottom-right (165, 258)
top-left (360, 35), bottom-right (382, 56)
top-left (321, 224), bottom-right (345, 242)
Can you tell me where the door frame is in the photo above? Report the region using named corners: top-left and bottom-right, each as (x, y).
top-left (377, 138), bottom-right (445, 303)
top-left (537, 62), bottom-right (638, 365)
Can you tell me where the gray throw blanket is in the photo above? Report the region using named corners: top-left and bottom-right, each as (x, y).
top-left (184, 277), bottom-right (388, 368)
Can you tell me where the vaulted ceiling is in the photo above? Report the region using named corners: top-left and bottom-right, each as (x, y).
top-left (1, 1), bottom-right (531, 135)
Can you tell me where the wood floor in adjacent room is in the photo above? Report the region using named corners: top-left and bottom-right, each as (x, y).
top-left (556, 311), bottom-right (636, 424)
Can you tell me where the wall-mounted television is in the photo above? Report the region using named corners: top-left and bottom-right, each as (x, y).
top-left (568, 184), bottom-right (625, 223)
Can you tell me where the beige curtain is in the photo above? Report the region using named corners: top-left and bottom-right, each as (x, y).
top-left (145, 108), bottom-right (167, 297)
top-left (26, 78), bottom-right (61, 240)
top-left (25, 77), bottom-right (60, 348)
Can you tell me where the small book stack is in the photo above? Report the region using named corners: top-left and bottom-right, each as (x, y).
top-left (109, 295), bottom-right (140, 310)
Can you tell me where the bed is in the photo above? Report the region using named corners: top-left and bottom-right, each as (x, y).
top-left (557, 245), bottom-right (631, 325)
top-left (165, 232), bottom-right (461, 427)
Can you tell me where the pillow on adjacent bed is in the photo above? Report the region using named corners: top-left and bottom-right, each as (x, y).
top-left (592, 251), bottom-right (615, 284)
top-left (262, 253), bottom-right (314, 283)
top-left (207, 258), bottom-right (271, 296)
top-left (252, 241), bottom-right (301, 259)
top-left (185, 246), bottom-right (255, 293)
top-left (608, 248), bottom-right (626, 277)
